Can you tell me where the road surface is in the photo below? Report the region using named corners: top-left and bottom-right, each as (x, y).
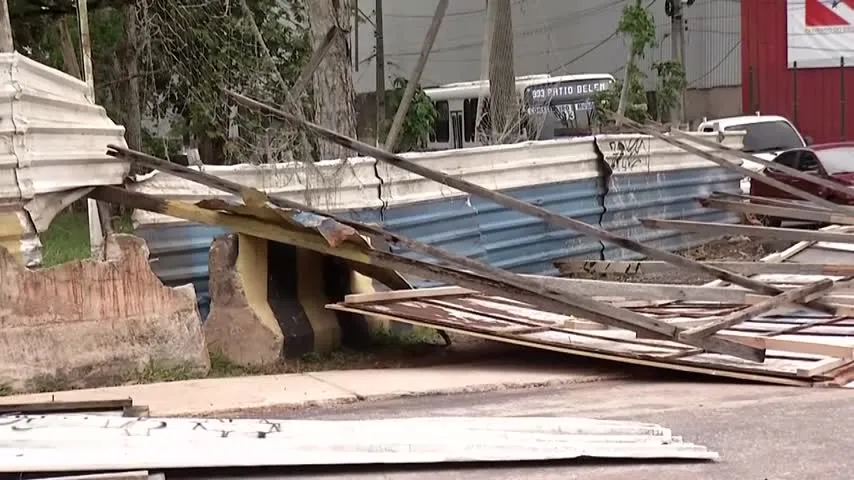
top-left (177, 375), bottom-right (854, 480)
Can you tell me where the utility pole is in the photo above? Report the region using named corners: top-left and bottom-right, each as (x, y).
top-left (0, 0), bottom-right (13, 52)
top-left (375, 0), bottom-right (386, 144)
top-left (670, 0), bottom-right (686, 126)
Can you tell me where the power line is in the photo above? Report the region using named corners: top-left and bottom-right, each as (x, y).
top-left (687, 39), bottom-right (741, 86)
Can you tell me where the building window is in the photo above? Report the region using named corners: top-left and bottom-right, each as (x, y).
top-left (431, 100), bottom-right (450, 142)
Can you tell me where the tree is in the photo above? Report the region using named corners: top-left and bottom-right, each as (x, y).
top-left (382, 76), bottom-right (437, 153)
top-left (614, 0), bottom-right (655, 126)
top-left (487, 0), bottom-right (518, 144)
top-left (306, 0), bottom-right (357, 161)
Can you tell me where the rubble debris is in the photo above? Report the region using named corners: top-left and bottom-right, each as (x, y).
top-left (0, 234), bottom-right (209, 393)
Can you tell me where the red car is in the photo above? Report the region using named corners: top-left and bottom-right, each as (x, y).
top-left (748, 142), bottom-right (854, 226)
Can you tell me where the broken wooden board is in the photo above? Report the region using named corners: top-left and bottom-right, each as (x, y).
top-left (329, 287), bottom-right (854, 387)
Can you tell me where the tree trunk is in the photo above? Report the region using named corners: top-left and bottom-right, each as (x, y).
top-left (121, 4), bottom-right (142, 151)
top-left (307, 0), bottom-right (358, 160)
top-left (488, 0), bottom-right (517, 144)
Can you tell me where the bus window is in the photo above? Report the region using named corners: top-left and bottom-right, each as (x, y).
top-left (463, 98), bottom-right (478, 143)
top-left (431, 100), bottom-right (450, 142)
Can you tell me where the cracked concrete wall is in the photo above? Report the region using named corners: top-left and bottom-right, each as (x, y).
top-left (0, 234), bottom-right (210, 393)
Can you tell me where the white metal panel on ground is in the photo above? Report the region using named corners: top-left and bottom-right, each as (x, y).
top-left (0, 414), bottom-right (718, 472)
top-left (0, 52), bottom-right (129, 265)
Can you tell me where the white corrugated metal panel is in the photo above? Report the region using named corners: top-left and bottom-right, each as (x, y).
top-left (130, 131), bottom-right (745, 225)
top-left (128, 157), bottom-right (381, 226)
top-left (0, 52), bottom-right (129, 265)
top-left (0, 414), bottom-right (718, 472)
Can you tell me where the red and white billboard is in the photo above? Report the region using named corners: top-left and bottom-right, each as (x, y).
top-left (788, 0), bottom-right (854, 68)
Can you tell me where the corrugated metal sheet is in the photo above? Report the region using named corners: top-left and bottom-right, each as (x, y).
top-left (0, 52), bottom-right (129, 265)
top-left (131, 132), bottom-right (745, 308)
top-left (0, 414), bottom-right (718, 473)
top-left (742, 0), bottom-right (854, 143)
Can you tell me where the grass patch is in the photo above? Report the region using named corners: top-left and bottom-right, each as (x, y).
top-left (207, 326), bottom-right (446, 378)
top-left (40, 210), bottom-right (136, 267)
top-left (41, 211), bottom-right (90, 267)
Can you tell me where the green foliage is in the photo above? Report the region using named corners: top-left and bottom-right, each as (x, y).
top-left (618, 0), bottom-right (656, 57)
top-left (653, 60), bottom-right (688, 121)
top-left (382, 76), bottom-right (437, 152)
top-left (595, 0), bottom-right (658, 127)
top-left (594, 64), bottom-right (649, 125)
top-left (145, 0), bottom-right (312, 164)
top-left (10, 0), bottom-right (313, 166)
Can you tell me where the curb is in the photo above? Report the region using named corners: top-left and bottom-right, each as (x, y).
top-left (191, 371), bottom-right (630, 418)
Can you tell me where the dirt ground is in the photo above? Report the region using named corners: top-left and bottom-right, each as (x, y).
top-left (562, 235), bottom-right (792, 285)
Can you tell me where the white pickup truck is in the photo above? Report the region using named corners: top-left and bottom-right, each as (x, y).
top-left (696, 114), bottom-right (810, 194)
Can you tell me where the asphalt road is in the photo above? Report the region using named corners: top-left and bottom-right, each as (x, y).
top-left (181, 376), bottom-right (854, 480)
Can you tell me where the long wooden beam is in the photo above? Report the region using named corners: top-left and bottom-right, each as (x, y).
top-left (554, 259), bottom-right (854, 277)
top-left (91, 184), bottom-right (762, 361)
top-left (668, 128), bottom-right (854, 210)
top-left (709, 191), bottom-right (833, 213)
top-left (640, 217), bottom-right (854, 244)
top-left (700, 197), bottom-right (854, 225)
top-left (222, 91), bottom-right (833, 314)
top-left (678, 279), bottom-right (835, 341)
top-left (617, 117), bottom-right (842, 211)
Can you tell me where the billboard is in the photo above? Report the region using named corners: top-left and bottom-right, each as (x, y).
top-left (787, 0), bottom-right (854, 68)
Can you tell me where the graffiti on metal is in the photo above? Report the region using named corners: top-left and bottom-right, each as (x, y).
top-left (605, 138), bottom-right (650, 173)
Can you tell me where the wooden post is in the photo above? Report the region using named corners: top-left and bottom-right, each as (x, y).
top-left (375, 0), bottom-right (386, 143)
top-left (0, 0), bottom-right (13, 53)
top-left (383, 0), bottom-right (448, 152)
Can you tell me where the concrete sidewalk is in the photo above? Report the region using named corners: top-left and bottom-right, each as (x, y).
top-left (0, 359), bottom-right (627, 416)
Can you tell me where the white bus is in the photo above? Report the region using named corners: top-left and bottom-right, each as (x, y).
top-left (423, 73), bottom-right (615, 150)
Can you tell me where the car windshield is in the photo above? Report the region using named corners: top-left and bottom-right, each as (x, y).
top-left (724, 121), bottom-right (804, 153)
top-left (816, 147), bottom-right (854, 175)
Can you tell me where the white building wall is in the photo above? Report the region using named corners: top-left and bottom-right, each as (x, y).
top-left (351, 0), bottom-right (741, 93)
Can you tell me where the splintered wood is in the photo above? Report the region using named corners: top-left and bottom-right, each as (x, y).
top-left (332, 275), bottom-right (854, 387)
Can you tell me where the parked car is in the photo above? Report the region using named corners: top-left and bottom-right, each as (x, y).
top-left (748, 142), bottom-right (854, 226)
top-left (697, 114), bottom-right (811, 194)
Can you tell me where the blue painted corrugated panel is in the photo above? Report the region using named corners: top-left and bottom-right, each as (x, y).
top-left (136, 208), bottom-right (384, 320)
top-left (600, 166), bottom-right (743, 260)
top-left (467, 178), bottom-right (605, 273)
top-left (136, 223), bottom-right (228, 319)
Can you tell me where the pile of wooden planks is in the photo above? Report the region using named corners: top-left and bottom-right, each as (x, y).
top-left (91, 93), bottom-right (854, 387)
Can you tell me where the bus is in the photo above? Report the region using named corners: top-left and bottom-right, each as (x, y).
top-left (423, 73), bottom-right (615, 150)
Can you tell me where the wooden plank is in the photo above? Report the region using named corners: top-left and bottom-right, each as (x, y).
top-left (678, 279), bottom-right (835, 340)
top-left (344, 286), bottom-right (476, 304)
top-left (716, 332), bottom-right (854, 359)
top-left (554, 260), bottom-right (854, 277)
top-left (700, 197), bottom-right (854, 225)
top-left (666, 126), bottom-right (854, 211)
top-left (796, 357), bottom-right (852, 377)
top-left (708, 191), bottom-right (833, 213)
top-left (619, 117), bottom-right (846, 211)
top-left (640, 218), bottom-right (854, 244)
top-left (0, 398), bottom-right (133, 415)
top-left (326, 303), bottom-right (814, 386)
top-left (92, 186), bottom-right (761, 361)
top-left (222, 91), bottom-right (833, 312)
